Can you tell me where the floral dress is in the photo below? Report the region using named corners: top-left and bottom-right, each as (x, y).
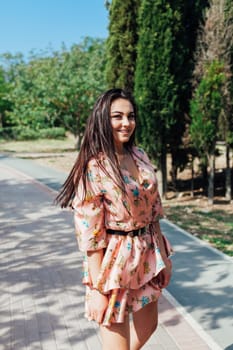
top-left (72, 147), bottom-right (172, 326)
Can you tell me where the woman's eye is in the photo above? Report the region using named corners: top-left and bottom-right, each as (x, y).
top-left (111, 114), bottom-right (135, 120)
top-left (111, 115), bottom-right (122, 119)
top-left (129, 114), bottom-right (135, 120)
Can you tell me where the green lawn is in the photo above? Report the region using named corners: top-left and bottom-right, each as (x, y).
top-left (165, 205), bottom-right (233, 257)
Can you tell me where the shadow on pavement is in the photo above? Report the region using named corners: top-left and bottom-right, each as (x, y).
top-left (162, 220), bottom-right (233, 348)
top-left (0, 176), bottom-right (101, 349)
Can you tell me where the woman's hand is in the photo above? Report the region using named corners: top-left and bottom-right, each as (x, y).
top-left (157, 258), bottom-right (172, 289)
top-left (88, 289), bottom-right (109, 324)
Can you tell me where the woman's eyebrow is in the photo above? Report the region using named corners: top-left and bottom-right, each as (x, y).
top-left (111, 110), bottom-right (123, 114)
top-left (111, 110), bottom-right (134, 114)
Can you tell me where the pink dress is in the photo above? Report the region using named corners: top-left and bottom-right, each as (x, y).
top-left (72, 147), bottom-right (172, 326)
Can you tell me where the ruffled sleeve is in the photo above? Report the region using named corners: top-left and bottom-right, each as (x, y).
top-left (72, 159), bottom-right (107, 252)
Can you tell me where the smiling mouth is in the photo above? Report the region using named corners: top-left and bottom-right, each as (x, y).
top-left (119, 130), bottom-right (130, 134)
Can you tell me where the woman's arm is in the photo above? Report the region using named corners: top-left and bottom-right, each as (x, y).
top-left (72, 160), bottom-right (109, 324)
top-left (86, 249), bottom-right (109, 324)
top-left (155, 222), bottom-right (172, 289)
top-left (87, 249), bottom-right (104, 286)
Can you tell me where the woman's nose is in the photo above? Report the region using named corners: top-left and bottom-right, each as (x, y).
top-left (122, 115), bottom-right (130, 125)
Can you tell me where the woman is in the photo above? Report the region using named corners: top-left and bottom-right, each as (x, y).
top-left (56, 88), bottom-right (172, 350)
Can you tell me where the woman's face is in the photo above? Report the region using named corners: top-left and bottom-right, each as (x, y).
top-left (110, 98), bottom-right (136, 152)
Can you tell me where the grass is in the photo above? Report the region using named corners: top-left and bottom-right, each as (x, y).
top-left (0, 137), bottom-right (78, 173)
top-left (164, 205), bottom-right (233, 257)
top-left (0, 135), bottom-right (76, 153)
top-left (1, 137), bottom-right (232, 257)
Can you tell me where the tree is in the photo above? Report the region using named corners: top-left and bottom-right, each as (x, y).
top-left (134, 0), bottom-right (176, 196)
top-left (223, 0), bottom-right (233, 201)
top-left (105, 0), bottom-right (140, 92)
top-left (46, 38), bottom-right (107, 146)
top-left (167, 0), bottom-right (209, 192)
top-left (190, 60), bottom-right (225, 203)
top-left (0, 53), bottom-right (24, 128)
top-left (192, 0), bottom-right (233, 202)
top-left (5, 38), bottom-right (107, 144)
top-left (0, 67), bottom-right (11, 128)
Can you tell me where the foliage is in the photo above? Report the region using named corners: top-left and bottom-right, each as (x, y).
top-left (0, 126), bottom-right (66, 141)
top-left (167, 0), bottom-right (209, 175)
top-left (223, 0), bottom-right (233, 146)
top-left (2, 38), bottom-right (107, 141)
top-left (134, 0), bottom-right (176, 163)
top-left (190, 60), bottom-right (226, 156)
top-left (193, 0), bottom-right (233, 142)
top-left (39, 127), bottom-right (66, 139)
top-left (191, 0), bottom-right (233, 202)
top-left (0, 66), bottom-right (13, 127)
top-left (105, 0), bottom-right (140, 92)
top-left (134, 1), bottom-right (209, 163)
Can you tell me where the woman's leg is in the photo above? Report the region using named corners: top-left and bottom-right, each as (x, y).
top-left (100, 314), bottom-right (130, 350)
top-left (130, 301), bottom-right (158, 350)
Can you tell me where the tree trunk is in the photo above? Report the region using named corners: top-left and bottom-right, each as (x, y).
top-left (170, 162), bottom-right (178, 196)
top-left (200, 155), bottom-right (208, 195)
top-left (208, 152), bottom-right (215, 205)
top-left (191, 155), bottom-right (194, 198)
top-left (160, 150), bottom-right (167, 198)
top-left (225, 143), bottom-right (232, 201)
top-left (75, 132), bottom-right (84, 150)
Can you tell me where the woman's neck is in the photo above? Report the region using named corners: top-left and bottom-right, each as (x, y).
top-left (115, 145), bottom-right (128, 156)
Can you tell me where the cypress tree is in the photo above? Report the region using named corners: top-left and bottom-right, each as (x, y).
top-left (168, 0), bottom-right (209, 191)
top-left (134, 0), bottom-right (176, 195)
top-left (105, 0), bottom-right (140, 92)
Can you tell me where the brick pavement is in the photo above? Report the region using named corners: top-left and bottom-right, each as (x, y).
top-left (0, 162), bottom-right (219, 350)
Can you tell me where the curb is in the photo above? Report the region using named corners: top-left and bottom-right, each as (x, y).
top-left (163, 289), bottom-right (223, 350)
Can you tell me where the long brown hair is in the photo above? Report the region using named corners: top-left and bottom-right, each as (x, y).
top-left (55, 88), bottom-right (137, 208)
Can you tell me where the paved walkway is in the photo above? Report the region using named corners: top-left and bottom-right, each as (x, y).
top-left (0, 154), bottom-right (232, 350)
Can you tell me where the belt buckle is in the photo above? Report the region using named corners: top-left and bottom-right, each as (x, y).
top-left (138, 228), bottom-right (142, 236)
top-left (139, 227), bottom-right (146, 236)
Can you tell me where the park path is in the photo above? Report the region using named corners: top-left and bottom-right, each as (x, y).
top-left (1, 154), bottom-right (232, 350)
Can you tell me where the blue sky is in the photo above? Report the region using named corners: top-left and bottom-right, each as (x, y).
top-left (0, 0), bottom-right (109, 57)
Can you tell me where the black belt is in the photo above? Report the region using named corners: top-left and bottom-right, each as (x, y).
top-left (106, 227), bottom-right (146, 237)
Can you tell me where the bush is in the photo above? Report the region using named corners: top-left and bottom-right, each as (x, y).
top-left (0, 126), bottom-right (24, 140)
top-left (39, 127), bottom-right (66, 139)
top-left (0, 126), bottom-right (66, 140)
top-left (17, 128), bottom-right (38, 140)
